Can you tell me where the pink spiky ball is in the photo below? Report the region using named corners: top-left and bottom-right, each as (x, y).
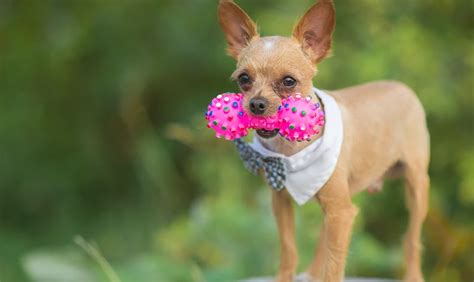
top-left (205, 93), bottom-right (250, 140)
top-left (278, 94), bottom-right (325, 142)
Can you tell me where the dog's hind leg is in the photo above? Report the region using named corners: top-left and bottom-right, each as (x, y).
top-left (402, 161), bottom-right (429, 282)
top-left (272, 189), bottom-right (298, 282)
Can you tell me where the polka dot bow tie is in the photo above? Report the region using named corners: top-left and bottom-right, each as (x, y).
top-left (233, 139), bottom-right (286, 191)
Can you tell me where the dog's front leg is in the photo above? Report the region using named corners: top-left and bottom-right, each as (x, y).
top-left (306, 220), bottom-right (327, 279)
top-left (317, 180), bottom-right (358, 282)
top-left (272, 189), bottom-right (297, 282)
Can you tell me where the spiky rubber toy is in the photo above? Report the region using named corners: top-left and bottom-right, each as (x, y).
top-left (205, 93), bottom-right (324, 142)
top-left (205, 93), bottom-right (250, 140)
top-left (248, 114), bottom-right (280, 131)
top-left (278, 94), bottom-right (325, 141)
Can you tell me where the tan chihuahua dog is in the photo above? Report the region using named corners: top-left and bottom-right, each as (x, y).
top-left (218, 0), bottom-right (430, 281)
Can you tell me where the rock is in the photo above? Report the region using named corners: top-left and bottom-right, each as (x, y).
top-left (240, 273), bottom-right (399, 282)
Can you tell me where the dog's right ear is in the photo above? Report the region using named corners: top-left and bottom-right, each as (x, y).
top-left (218, 0), bottom-right (258, 59)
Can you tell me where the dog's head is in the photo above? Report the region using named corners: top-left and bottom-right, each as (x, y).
top-left (218, 0), bottom-right (335, 137)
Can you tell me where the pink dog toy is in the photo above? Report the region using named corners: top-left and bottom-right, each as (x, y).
top-left (249, 114), bottom-right (280, 131)
top-left (205, 93), bottom-right (325, 142)
top-left (205, 93), bottom-right (250, 140)
top-left (278, 94), bottom-right (325, 141)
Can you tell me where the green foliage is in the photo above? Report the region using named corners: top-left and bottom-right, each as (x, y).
top-left (0, 0), bottom-right (472, 281)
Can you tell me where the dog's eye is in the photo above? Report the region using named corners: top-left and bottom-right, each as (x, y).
top-left (282, 76), bottom-right (297, 87)
top-left (238, 73), bottom-right (251, 86)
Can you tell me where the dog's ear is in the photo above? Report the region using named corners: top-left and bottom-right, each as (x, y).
top-left (292, 0), bottom-right (335, 64)
top-left (218, 0), bottom-right (258, 59)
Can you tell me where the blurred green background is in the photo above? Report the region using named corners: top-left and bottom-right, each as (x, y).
top-left (0, 0), bottom-right (473, 281)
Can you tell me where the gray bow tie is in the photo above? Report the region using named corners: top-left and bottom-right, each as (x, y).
top-left (233, 139), bottom-right (286, 190)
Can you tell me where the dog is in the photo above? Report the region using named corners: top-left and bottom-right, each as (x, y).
top-left (217, 0), bottom-right (430, 281)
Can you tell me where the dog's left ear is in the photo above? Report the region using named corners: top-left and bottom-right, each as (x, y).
top-left (292, 0), bottom-right (335, 64)
top-left (218, 0), bottom-right (259, 59)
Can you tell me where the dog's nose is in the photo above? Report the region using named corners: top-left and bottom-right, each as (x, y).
top-left (249, 97), bottom-right (268, 115)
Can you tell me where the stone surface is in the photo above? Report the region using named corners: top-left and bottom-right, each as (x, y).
top-left (240, 273), bottom-right (399, 282)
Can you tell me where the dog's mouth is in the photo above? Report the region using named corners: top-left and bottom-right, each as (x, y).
top-left (256, 129), bottom-right (279, 139)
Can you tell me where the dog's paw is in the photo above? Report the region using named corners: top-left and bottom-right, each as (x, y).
top-left (295, 272), bottom-right (318, 282)
top-left (274, 272), bottom-right (295, 282)
top-left (404, 273), bottom-right (424, 282)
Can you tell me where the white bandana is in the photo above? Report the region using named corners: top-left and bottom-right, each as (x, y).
top-left (249, 88), bottom-right (344, 205)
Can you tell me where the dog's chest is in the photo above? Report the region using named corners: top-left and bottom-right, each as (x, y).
top-left (236, 88), bottom-right (344, 205)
